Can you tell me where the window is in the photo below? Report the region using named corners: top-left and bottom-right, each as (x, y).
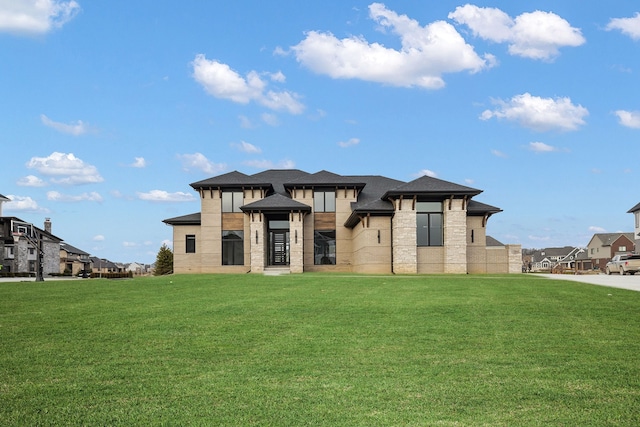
top-left (314, 191), bottom-right (335, 212)
top-left (222, 231), bottom-right (244, 265)
top-left (416, 202), bottom-right (443, 246)
top-left (619, 246), bottom-right (627, 252)
top-left (314, 230), bottom-right (336, 265)
top-left (5, 246), bottom-right (14, 259)
top-left (222, 191), bottom-right (243, 213)
top-left (185, 235), bottom-right (196, 253)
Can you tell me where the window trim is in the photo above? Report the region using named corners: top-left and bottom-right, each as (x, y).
top-left (185, 234), bottom-right (196, 253)
top-left (314, 191), bottom-right (336, 213)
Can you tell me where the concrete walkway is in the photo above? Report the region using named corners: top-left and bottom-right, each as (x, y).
top-left (540, 273), bottom-right (640, 292)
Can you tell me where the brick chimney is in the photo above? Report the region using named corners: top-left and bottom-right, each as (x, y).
top-left (44, 218), bottom-right (52, 234)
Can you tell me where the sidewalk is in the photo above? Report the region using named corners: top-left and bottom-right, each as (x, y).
top-left (540, 273), bottom-right (640, 292)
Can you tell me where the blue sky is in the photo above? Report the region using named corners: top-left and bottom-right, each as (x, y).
top-left (1, 1), bottom-right (639, 264)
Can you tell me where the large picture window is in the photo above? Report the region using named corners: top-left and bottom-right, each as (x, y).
top-left (416, 202), bottom-right (443, 246)
top-left (222, 191), bottom-right (243, 213)
top-left (314, 191), bottom-right (335, 212)
top-left (314, 230), bottom-right (336, 265)
top-left (186, 235), bottom-right (196, 253)
top-left (222, 230), bottom-right (244, 265)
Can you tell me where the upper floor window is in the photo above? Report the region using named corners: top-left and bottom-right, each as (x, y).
top-left (314, 191), bottom-right (335, 212)
top-left (619, 246), bottom-right (627, 253)
top-left (222, 191), bottom-right (243, 213)
top-left (416, 201), bottom-right (443, 247)
top-left (186, 235), bottom-right (196, 253)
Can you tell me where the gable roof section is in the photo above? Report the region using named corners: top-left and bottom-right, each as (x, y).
top-left (628, 202), bottom-right (640, 213)
top-left (241, 193), bottom-right (312, 212)
top-left (467, 200), bottom-right (503, 215)
top-left (284, 170), bottom-right (367, 190)
top-left (190, 171), bottom-right (271, 191)
top-left (589, 232), bottom-right (635, 247)
top-left (251, 169), bottom-right (309, 195)
top-left (162, 212), bottom-right (201, 225)
top-left (382, 175), bottom-right (482, 199)
top-left (60, 242), bottom-right (90, 256)
top-left (0, 194), bottom-right (9, 201)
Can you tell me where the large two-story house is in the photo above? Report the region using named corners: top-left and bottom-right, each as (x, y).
top-left (163, 169), bottom-right (521, 275)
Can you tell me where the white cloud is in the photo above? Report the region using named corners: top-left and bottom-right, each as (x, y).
top-left (589, 226), bottom-right (607, 233)
top-left (261, 112), bottom-right (279, 126)
top-left (464, 178), bottom-right (475, 185)
top-left (290, 3), bottom-right (493, 90)
top-left (177, 153), bottom-right (226, 174)
top-left (122, 241), bottom-right (138, 247)
top-left (47, 190), bottom-right (103, 202)
top-left (449, 5), bottom-right (585, 61)
top-left (93, 234), bottom-right (105, 241)
top-left (136, 190), bottom-right (196, 202)
top-left (481, 93), bottom-right (588, 132)
top-left (232, 141), bottom-right (262, 154)
top-left (26, 152), bottom-right (104, 185)
top-left (243, 159), bottom-right (295, 169)
top-left (614, 110), bottom-right (640, 129)
top-left (17, 175), bottom-right (47, 187)
top-left (0, 0), bottom-right (80, 35)
top-left (528, 142), bottom-right (557, 152)
top-left (191, 54), bottom-right (304, 114)
top-left (3, 195), bottom-right (48, 213)
top-left (130, 157), bottom-right (147, 168)
top-left (415, 169), bottom-right (438, 178)
top-left (40, 114), bottom-right (89, 136)
top-left (606, 13), bottom-right (640, 40)
top-left (238, 115), bottom-right (254, 129)
top-left (338, 138), bottom-right (360, 148)
top-left (491, 149), bottom-right (507, 158)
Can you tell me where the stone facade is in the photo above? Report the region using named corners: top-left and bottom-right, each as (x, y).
top-left (164, 169), bottom-right (521, 275)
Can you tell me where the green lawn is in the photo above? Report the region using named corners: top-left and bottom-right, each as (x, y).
top-left (1, 274), bottom-right (639, 426)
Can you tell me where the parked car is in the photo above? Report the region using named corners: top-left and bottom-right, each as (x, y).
top-left (605, 254), bottom-right (640, 275)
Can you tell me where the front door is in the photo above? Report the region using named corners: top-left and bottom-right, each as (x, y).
top-left (270, 230), bottom-right (289, 265)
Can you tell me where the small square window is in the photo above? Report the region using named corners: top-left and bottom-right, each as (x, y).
top-left (186, 235), bottom-right (196, 253)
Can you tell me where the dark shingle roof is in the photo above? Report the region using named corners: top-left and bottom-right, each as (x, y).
top-left (60, 242), bottom-right (90, 256)
top-left (486, 235), bottom-right (504, 246)
top-left (162, 212), bottom-right (201, 225)
top-left (241, 193), bottom-right (311, 212)
top-left (251, 169), bottom-right (309, 195)
top-left (285, 170), bottom-right (367, 189)
top-left (382, 175), bottom-right (482, 199)
top-left (467, 200), bottom-right (503, 215)
top-left (190, 171), bottom-right (270, 191)
top-left (628, 202), bottom-right (640, 213)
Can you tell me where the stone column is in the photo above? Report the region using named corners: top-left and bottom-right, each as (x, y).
top-left (392, 198), bottom-right (417, 274)
top-left (249, 215), bottom-right (265, 273)
top-left (444, 198), bottom-right (467, 274)
top-left (289, 212), bottom-right (304, 273)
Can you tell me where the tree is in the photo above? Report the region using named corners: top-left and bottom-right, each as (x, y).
top-left (154, 243), bottom-right (173, 276)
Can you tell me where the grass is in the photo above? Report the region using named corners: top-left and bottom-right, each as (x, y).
top-left (1, 273), bottom-right (640, 426)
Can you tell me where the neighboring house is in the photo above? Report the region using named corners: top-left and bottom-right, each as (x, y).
top-left (163, 169), bottom-right (521, 274)
top-left (0, 194), bottom-right (10, 217)
top-left (628, 202), bottom-right (640, 251)
top-left (587, 233), bottom-right (636, 271)
top-left (90, 257), bottom-right (122, 274)
top-left (0, 217), bottom-right (61, 276)
top-left (59, 242), bottom-right (91, 275)
top-left (125, 262), bottom-right (147, 275)
top-left (530, 246), bottom-right (577, 272)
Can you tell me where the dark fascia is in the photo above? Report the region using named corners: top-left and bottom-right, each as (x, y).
top-left (162, 212), bottom-right (201, 226)
top-left (240, 193), bottom-right (311, 213)
top-left (189, 171), bottom-right (273, 192)
top-left (627, 202), bottom-right (640, 213)
top-left (382, 175), bottom-right (482, 200)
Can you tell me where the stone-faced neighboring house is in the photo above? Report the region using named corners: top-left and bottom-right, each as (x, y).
top-left (60, 242), bottom-right (91, 275)
top-left (587, 233), bottom-right (636, 271)
top-left (163, 169), bottom-right (521, 274)
top-left (629, 202), bottom-right (640, 250)
top-left (0, 217), bottom-right (61, 276)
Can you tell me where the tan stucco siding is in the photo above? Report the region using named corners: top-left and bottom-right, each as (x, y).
top-left (172, 225), bottom-right (202, 274)
top-left (443, 198), bottom-right (467, 273)
top-left (392, 198), bottom-right (417, 274)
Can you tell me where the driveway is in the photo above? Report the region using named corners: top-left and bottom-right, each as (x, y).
top-left (539, 273), bottom-right (640, 292)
